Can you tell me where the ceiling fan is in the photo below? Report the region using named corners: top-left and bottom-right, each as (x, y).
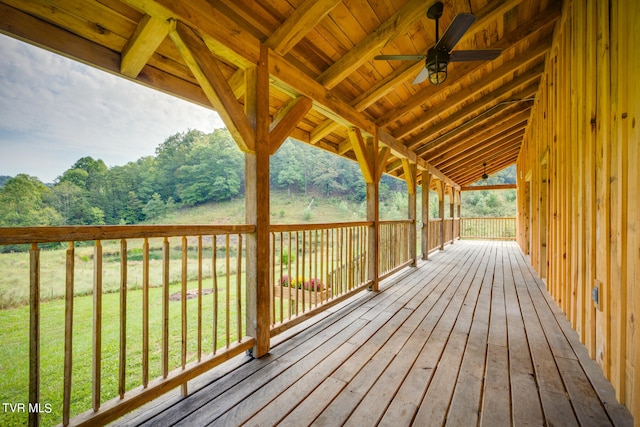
top-left (374, 1), bottom-right (501, 85)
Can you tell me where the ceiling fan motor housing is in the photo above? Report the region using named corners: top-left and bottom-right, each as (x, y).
top-left (426, 46), bottom-right (449, 85)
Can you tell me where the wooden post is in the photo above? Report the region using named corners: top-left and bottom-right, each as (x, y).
top-left (404, 160), bottom-right (417, 266)
top-left (449, 187), bottom-right (455, 244)
top-left (366, 135), bottom-right (380, 291)
top-left (244, 45), bottom-right (271, 358)
top-left (456, 190), bottom-right (462, 239)
top-left (421, 171), bottom-right (432, 260)
top-left (439, 180), bottom-right (446, 250)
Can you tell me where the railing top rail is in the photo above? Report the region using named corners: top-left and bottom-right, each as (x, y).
top-left (0, 224), bottom-right (256, 245)
top-left (379, 219), bottom-right (414, 225)
top-left (460, 217), bottom-right (516, 220)
top-left (269, 221), bottom-right (373, 232)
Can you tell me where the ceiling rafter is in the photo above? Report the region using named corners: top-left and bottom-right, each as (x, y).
top-left (308, 0), bottom-right (560, 146)
top-left (316, 0), bottom-right (427, 89)
top-left (405, 69), bottom-right (542, 151)
top-left (438, 129), bottom-right (526, 175)
top-left (419, 105), bottom-right (533, 159)
top-left (387, 37), bottom-right (551, 139)
top-left (266, 0), bottom-right (343, 55)
top-left (120, 14), bottom-right (170, 77)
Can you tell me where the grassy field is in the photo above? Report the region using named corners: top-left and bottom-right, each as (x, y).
top-left (0, 276), bottom-right (245, 426)
top-left (0, 190), bottom-right (411, 425)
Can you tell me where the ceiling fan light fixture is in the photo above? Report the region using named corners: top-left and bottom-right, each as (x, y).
top-left (426, 49), bottom-right (448, 85)
top-left (482, 162), bottom-right (489, 180)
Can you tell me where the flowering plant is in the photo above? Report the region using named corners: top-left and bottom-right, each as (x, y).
top-left (304, 278), bottom-right (323, 291)
top-left (280, 275), bottom-right (324, 291)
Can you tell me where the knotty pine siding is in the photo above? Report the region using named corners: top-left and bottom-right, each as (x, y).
top-left (516, 0), bottom-right (639, 419)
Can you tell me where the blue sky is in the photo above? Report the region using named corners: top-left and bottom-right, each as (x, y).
top-left (0, 33), bottom-right (224, 183)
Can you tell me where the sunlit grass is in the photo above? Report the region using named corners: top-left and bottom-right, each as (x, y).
top-left (0, 276), bottom-right (246, 426)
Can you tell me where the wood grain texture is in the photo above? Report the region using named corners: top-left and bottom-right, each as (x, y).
top-left (125, 241), bottom-right (632, 426)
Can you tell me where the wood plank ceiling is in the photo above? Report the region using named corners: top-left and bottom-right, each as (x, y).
top-left (0, 0), bottom-right (561, 187)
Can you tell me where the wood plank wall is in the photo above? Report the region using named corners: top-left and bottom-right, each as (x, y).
top-left (516, 0), bottom-right (640, 418)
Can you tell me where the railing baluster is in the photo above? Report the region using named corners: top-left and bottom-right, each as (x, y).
top-left (300, 231), bottom-right (305, 312)
top-left (63, 242), bottom-right (74, 426)
top-left (142, 238), bottom-right (149, 387)
top-left (162, 237), bottom-right (169, 379)
top-left (93, 240), bottom-right (103, 411)
top-left (181, 236), bottom-right (188, 396)
top-left (278, 232), bottom-right (283, 324)
top-left (271, 232), bottom-right (276, 326)
top-left (225, 234), bottom-right (230, 348)
top-left (29, 243), bottom-right (40, 427)
top-left (236, 234), bottom-right (243, 342)
top-left (119, 239), bottom-right (127, 399)
top-left (212, 236), bottom-right (218, 354)
top-left (197, 236), bottom-right (203, 362)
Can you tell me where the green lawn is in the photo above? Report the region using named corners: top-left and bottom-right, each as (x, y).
top-left (0, 277), bottom-right (245, 426)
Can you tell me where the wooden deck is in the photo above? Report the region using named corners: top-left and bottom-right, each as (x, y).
top-left (117, 241), bottom-right (633, 426)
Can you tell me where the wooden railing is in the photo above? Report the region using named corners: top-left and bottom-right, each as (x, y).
top-left (460, 217), bottom-right (517, 240)
top-left (379, 220), bottom-right (413, 278)
top-left (269, 222), bottom-right (372, 335)
top-left (0, 219), bottom-right (427, 425)
top-left (444, 218), bottom-right (454, 244)
top-left (0, 225), bottom-right (254, 426)
top-left (427, 219), bottom-right (442, 252)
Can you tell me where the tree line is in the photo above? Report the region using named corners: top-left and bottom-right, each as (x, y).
top-left (0, 128), bottom-right (516, 231)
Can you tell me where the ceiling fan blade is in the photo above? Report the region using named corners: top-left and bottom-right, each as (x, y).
top-left (412, 66), bottom-right (429, 84)
top-left (449, 49), bottom-right (502, 62)
top-left (374, 54), bottom-right (425, 61)
top-left (434, 13), bottom-right (476, 52)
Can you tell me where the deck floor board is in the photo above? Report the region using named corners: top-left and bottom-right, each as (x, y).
top-left (121, 241), bottom-right (633, 427)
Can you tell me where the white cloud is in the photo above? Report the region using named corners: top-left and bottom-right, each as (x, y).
top-left (0, 34), bottom-right (224, 183)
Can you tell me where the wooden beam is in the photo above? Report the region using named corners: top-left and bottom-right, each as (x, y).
top-left (244, 45), bottom-right (271, 358)
top-left (266, 0), bottom-right (342, 55)
top-left (308, 3), bottom-right (560, 146)
top-left (366, 135), bottom-right (380, 291)
top-left (387, 39), bottom-right (551, 137)
top-left (421, 171), bottom-right (432, 260)
top-left (269, 96), bottom-right (313, 154)
top-left (317, 0), bottom-right (427, 88)
top-left (418, 104), bottom-right (533, 158)
top-left (267, 49), bottom-right (377, 136)
top-left (461, 184), bottom-right (517, 191)
top-left (0, 2), bottom-right (211, 108)
top-left (170, 21), bottom-right (255, 152)
top-left (122, 0), bottom-right (258, 68)
top-left (405, 73), bottom-right (542, 151)
top-left (429, 117), bottom-right (530, 167)
top-left (348, 127), bottom-right (374, 184)
top-left (120, 14), bottom-right (170, 78)
top-left (377, 147), bottom-right (391, 182)
top-left (402, 158), bottom-right (416, 195)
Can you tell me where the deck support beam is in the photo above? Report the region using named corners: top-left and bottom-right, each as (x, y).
top-left (449, 187), bottom-right (456, 244)
top-left (365, 134), bottom-right (380, 291)
top-left (438, 181), bottom-right (446, 251)
top-left (403, 159), bottom-right (417, 266)
top-left (244, 45), bottom-right (271, 358)
top-left (421, 171), bottom-right (432, 260)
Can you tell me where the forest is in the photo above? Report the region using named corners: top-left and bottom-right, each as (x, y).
top-left (0, 128), bottom-right (516, 231)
